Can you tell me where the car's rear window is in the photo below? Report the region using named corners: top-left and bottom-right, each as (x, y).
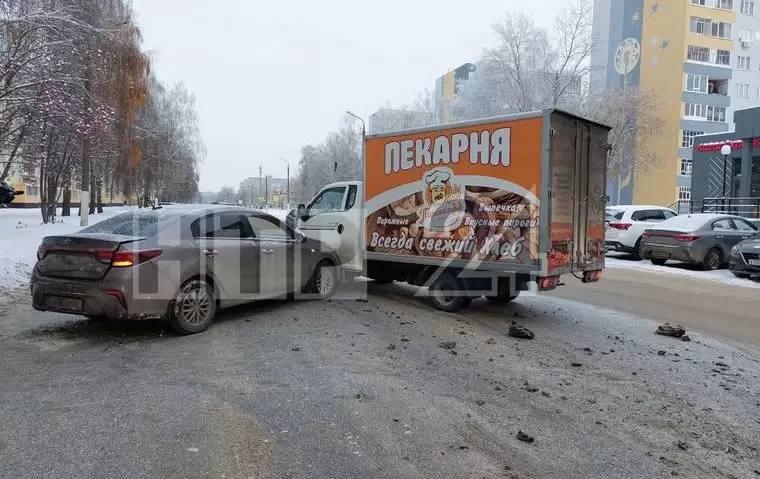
top-left (80, 210), bottom-right (183, 237)
top-left (605, 208), bottom-right (624, 222)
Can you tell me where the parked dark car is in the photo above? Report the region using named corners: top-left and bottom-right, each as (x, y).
top-left (641, 213), bottom-right (758, 270)
top-left (729, 232), bottom-right (760, 278)
top-left (0, 180), bottom-right (23, 205)
top-left (31, 205), bottom-right (340, 334)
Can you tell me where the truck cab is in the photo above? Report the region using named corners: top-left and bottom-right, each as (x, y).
top-left (295, 181), bottom-right (363, 273)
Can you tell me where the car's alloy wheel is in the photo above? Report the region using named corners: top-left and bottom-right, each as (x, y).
top-left (169, 280), bottom-right (217, 335)
top-left (309, 261), bottom-right (337, 299)
top-left (703, 248), bottom-right (722, 271)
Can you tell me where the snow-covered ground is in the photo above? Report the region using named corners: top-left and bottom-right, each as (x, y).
top-left (606, 252), bottom-right (760, 289)
top-left (0, 207), bottom-right (134, 288)
top-left (0, 206), bottom-right (291, 289)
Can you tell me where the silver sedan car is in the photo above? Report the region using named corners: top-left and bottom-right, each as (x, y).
top-left (641, 213), bottom-right (758, 270)
top-left (31, 205), bottom-right (340, 334)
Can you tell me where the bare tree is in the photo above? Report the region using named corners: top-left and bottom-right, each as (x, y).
top-left (581, 86), bottom-right (668, 202)
top-left (451, 0), bottom-right (594, 120)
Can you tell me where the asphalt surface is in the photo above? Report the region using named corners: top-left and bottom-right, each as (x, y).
top-left (0, 275), bottom-right (759, 479)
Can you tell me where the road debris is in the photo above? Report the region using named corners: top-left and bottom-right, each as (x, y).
top-left (656, 323), bottom-right (687, 338)
top-left (508, 322), bottom-right (535, 340)
top-left (516, 430), bottom-right (534, 443)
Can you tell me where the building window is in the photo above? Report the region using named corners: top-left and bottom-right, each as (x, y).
top-left (715, 0), bottom-right (734, 9)
top-left (706, 105), bottom-right (726, 122)
top-left (692, 0), bottom-right (707, 4)
top-left (715, 49), bottom-right (731, 65)
top-left (678, 186), bottom-right (692, 201)
top-left (712, 21), bottom-right (732, 38)
top-left (737, 55), bottom-right (752, 70)
top-left (685, 74), bottom-right (709, 93)
top-left (687, 45), bottom-right (711, 62)
top-left (684, 102), bottom-right (706, 118)
top-left (738, 83), bottom-right (751, 97)
top-left (741, 0), bottom-right (755, 14)
top-left (739, 28), bottom-right (754, 40)
top-left (680, 159), bottom-right (693, 176)
top-left (26, 184), bottom-right (39, 196)
top-left (690, 16), bottom-right (709, 34)
top-left (681, 130), bottom-right (705, 147)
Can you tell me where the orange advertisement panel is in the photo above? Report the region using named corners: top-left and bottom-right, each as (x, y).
top-left (364, 117), bottom-right (543, 265)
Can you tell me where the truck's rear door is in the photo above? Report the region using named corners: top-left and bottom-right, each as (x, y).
top-left (547, 111), bottom-right (609, 276)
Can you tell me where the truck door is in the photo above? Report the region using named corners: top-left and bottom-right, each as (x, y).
top-left (299, 184), bottom-right (361, 270)
top-left (548, 112), bottom-right (609, 273)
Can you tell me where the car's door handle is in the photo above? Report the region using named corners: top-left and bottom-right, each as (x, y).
top-left (203, 249), bottom-right (218, 257)
top-left (262, 248), bottom-right (274, 254)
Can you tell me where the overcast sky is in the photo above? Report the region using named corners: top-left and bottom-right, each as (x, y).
top-left (130, 0), bottom-right (564, 191)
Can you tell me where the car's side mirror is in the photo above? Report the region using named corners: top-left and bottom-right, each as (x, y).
top-left (14, 191), bottom-right (23, 196)
top-left (297, 205), bottom-right (309, 220)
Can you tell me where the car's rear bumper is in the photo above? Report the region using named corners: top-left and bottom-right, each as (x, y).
top-left (642, 244), bottom-right (701, 263)
top-left (31, 274), bottom-right (167, 320)
top-left (605, 241), bottom-right (634, 253)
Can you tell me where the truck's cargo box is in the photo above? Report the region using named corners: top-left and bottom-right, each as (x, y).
top-left (363, 109), bottom-right (610, 276)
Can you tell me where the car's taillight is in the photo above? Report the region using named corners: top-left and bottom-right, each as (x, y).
top-left (674, 234), bottom-right (701, 242)
top-left (608, 223), bottom-right (632, 230)
top-left (109, 249), bottom-right (162, 267)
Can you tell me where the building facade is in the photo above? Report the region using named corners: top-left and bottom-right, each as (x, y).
top-left (592, 0), bottom-right (758, 207)
top-left (691, 106), bottom-right (760, 210)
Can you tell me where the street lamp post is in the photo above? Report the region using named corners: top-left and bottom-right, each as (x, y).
top-left (278, 157), bottom-right (290, 209)
top-left (721, 143), bottom-right (732, 198)
top-left (345, 110), bottom-right (366, 182)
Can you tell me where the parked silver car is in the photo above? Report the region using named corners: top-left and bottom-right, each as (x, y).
top-left (31, 205), bottom-right (340, 334)
top-left (641, 213), bottom-right (758, 270)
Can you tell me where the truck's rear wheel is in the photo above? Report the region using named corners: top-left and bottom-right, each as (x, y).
top-left (430, 271), bottom-right (467, 312)
top-left (484, 290), bottom-right (520, 304)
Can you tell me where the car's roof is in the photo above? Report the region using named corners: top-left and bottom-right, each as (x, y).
top-left (606, 205), bottom-right (674, 211)
top-left (124, 204), bottom-right (271, 217)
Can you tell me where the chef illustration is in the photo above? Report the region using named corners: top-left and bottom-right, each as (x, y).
top-left (420, 167), bottom-right (465, 232)
top-left (424, 168), bottom-right (453, 206)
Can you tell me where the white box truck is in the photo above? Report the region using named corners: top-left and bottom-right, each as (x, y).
top-left (294, 109), bottom-right (610, 311)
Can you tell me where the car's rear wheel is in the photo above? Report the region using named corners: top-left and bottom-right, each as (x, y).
top-left (168, 279), bottom-right (217, 335)
top-left (307, 260), bottom-right (338, 299)
top-left (650, 258), bottom-right (667, 266)
top-left (702, 248), bottom-right (722, 271)
top-left (632, 237), bottom-right (644, 261)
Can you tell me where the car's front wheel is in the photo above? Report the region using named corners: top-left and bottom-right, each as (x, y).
top-left (307, 260), bottom-right (338, 299)
top-left (168, 279), bottom-right (217, 335)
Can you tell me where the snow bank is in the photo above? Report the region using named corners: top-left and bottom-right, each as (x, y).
top-left (0, 207), bottom-right (133, 288)
top-left (605, 253), bottom-right (760, 289)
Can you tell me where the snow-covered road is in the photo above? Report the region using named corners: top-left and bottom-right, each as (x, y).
top-left (605, 252), bottom-right (760, 289)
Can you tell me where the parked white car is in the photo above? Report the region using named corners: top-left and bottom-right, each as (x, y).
top-left (605, 205), bottom-right (678, 260)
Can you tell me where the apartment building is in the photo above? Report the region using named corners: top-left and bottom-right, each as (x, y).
top-left (592, 0), bottom-right (759, 206)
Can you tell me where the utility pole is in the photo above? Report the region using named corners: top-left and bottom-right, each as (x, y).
top-left (259, 164), bottom-right (263, 208)
top-left (279, 157), bottom-right (290, 208)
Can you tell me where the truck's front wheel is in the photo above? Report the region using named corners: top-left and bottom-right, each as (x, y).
top-left (430, 272), bottom-right (467, 312)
